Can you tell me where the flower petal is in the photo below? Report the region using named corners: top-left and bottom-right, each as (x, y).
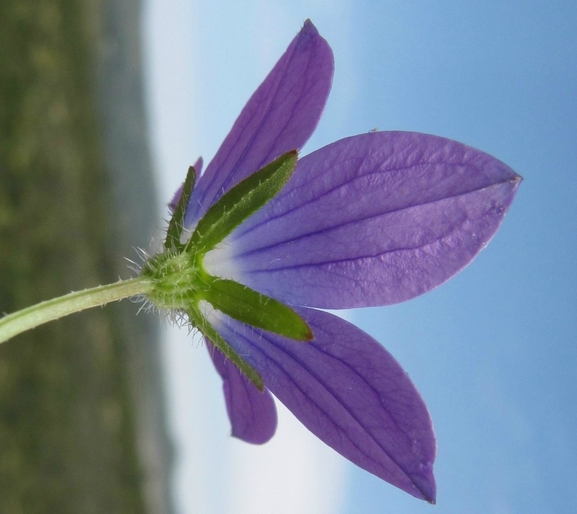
top-left (207, 131), bottom-right (521, 308)
top-left (185, 20), bottom-right (334, 227)
top-left (207, 339), bottom-right (277, 444)
top-left (206, 307), bottom-right (437, 502)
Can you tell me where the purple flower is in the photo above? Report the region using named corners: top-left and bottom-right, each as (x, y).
top-left (172, 21), bottom-right (520, 503)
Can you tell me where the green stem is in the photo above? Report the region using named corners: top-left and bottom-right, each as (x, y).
top-left (0, 278), bottom-right (153, 344)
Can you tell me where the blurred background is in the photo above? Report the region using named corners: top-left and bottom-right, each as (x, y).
top-left (2, 1), bottom-right (576, 513)
top-left (0, 1), bottom-right (170, 513)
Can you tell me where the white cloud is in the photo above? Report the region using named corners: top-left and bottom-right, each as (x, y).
top-left (229, 402), bottom-right (346, 514)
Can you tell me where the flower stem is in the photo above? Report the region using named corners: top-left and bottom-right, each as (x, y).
top-left (0, 277), bottom-right (153, 345)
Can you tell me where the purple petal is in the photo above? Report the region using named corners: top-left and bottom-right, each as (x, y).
top-left (206, 306), bottom-right (437, 502)
top-left (185, 20), bottom-right (334, 227)
top-left (206, 131), bottom-right (521, 308)
top-left (206, 339), bottom-right (277, 444)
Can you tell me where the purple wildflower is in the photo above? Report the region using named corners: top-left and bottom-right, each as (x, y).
top-left (171, 21), bottom-right (520, 503)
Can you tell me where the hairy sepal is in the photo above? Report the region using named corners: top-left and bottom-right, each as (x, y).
top-left (201, 276), bottom-right (312, 341)
top-left (188, 151), bottom-right (298, 254)
top-left (166, 164), bottom-right (196, 251)
top-left (188, 305), bottom-right (264, 390)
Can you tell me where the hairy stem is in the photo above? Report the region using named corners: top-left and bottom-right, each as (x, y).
top-left (0, 278), bottom-right (152, 344)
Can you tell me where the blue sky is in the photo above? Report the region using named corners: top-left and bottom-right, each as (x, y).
top-left (144, 1), bottom-right (577, 513)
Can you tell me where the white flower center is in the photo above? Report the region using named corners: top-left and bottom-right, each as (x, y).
top-left (203, 236), bottom-right (243, 283)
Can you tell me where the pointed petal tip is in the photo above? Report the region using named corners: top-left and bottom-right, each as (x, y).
top-left (500, 167), bottom-right (522, 188)
top-left (397, 461), bottom-right (436, 503)
top-left (302, 19), bottom-right (317, 32)
top-left (415, 471), bottom-right (437, 504)
top-left (507, 173), bottom-right (522, 199)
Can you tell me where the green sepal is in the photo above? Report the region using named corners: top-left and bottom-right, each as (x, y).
top-left (201, 276), bottom-right (313, 341)
top-left (188, 150), bottom-right (298, 254)
top-left (187, 305), bottom-right (264, 390)
top-left (165, 165), bottom-right (197, 251)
